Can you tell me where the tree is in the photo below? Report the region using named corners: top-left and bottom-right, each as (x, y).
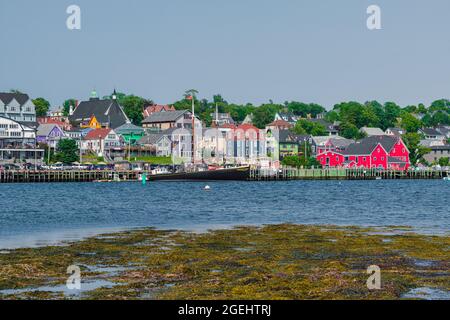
top-left (400, 112), bottom-right (422, 133)
top-left (339, 122), bottom-right (365, 140)
top-left (252, 104), bottom-right (280, 129)
top-left (32, 97), bottom-right (50, 117)
top-left (63, 99), bottom-right (77, 116)
top-left (431, 111), bottom-right (450, 126)
top-left (438, 157), bottom-right (449, 167)
top-left (403, 133), bottom-right (431, 165)
top-left (55, 139), bottom-right (79, 164)
top-left (120, 95), bottom-right (146, 125)
top-left (286, 102), bottom-right (325, 118)
top-left (293, 119), bottom-right (327, 136)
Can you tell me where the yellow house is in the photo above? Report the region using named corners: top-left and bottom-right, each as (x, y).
top-left (80, 115), bottom-right (102, 129)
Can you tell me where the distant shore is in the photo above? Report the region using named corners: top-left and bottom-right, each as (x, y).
top-left (0, 224), bottom-right (448, 300)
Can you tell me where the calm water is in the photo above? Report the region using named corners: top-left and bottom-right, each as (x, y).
top-left (0, 180), bottom-right (448, 249)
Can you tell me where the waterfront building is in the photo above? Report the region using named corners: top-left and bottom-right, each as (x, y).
top-left (81, 128), bottom-right (123, 158)
top-left (226, 124), bottom-right (266, 165)
top-left (137, 134), bottom-right (170, 156)
top-left (423, 144), bottom-right (450, 164)
top-left (0, 116), bottom-right (44, 165)
top-left (115, 122), bottom-right (145, 145)
top-left (69, 91), bottom-right (129, 129)
top-left (36, 123), bottom-right (66, 148)
top-left (0, 92), bottom-right (37, 128)
top-left (142, 104), bottom-right (176, 118)
top-left (141, 110), bottom-right (201, 133)
top-left (311, 136), bottom-right (351, 156)
top-left (316, 135), bottom-right (410, 170)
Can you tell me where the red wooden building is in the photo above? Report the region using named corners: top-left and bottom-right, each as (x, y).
top-left (317, 135), bottom-right (410, 170)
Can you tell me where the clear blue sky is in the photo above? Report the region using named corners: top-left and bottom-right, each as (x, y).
top-left (1, 0), bottom-right (449, 109)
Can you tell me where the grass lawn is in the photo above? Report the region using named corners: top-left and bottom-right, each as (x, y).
top-left (131, 156), bottom-right (173, 165)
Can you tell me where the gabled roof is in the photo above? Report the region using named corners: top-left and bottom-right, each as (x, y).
top-left (142, 110), bottom-right (189, 124)
top-left (361, 127), bottom-right (385, 136)
top-left (343, 135), bottom-right (398, 155)
top-left (0, 92), bottom-right (30, 106)
top-left (327, 137), bottom-right (354, 149)
top-left (143, 104), bottom-right (176, 117)
top-left (36, 123), bottom-right (63, 137)
top-left (137, 133), bottom-right (167, 145)
top-left (84, 128), bottom-right (113, 140)
top-left (275, 112), bottom-right (298, 123)
top-left (277, 130), bottom-right (309, 143)
top-left (420, 128), bottom-right (442, 136)
top-left (115, 122), bottom-right (144, 134)
top-left (69, 98), bottom-right (129, 129)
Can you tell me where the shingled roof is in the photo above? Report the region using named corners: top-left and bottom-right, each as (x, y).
top-left (142, 110), bottom-right (189, 124)
top-left (0, 92), bottom-right (31, 106)
top-left (343, 135), bottom-right (399, 155)
top-left (69, 98), bottom-right (129, 129)
top-left (115, 122), bottom-right (144, 134)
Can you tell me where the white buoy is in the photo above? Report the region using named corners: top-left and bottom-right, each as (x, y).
top-left (204, 185), bottom-right (211, 191)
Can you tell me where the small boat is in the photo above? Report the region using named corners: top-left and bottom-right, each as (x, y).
top-left (443, 177), bottom-right (450, 181)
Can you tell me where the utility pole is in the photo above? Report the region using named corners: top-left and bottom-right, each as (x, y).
top-left (191, 96), bottom-right (195, 164)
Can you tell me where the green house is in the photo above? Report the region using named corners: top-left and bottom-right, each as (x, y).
top-left (115, 122), bottom-right (145, 145)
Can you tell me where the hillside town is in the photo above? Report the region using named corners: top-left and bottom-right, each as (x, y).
top-left (0, 90), bottom-right (449, 171)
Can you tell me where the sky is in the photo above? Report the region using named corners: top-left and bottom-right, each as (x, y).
top-left (1, 0), bottom-right (450, 110)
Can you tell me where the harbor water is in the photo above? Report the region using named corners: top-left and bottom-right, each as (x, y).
top-left (0, 180), bottom-right (449, 249)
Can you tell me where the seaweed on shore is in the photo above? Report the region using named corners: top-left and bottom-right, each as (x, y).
top-left (0, 224), bottom-right (448, 300)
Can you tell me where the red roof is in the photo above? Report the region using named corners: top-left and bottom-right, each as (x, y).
top-left (235, 123), bottom-right (260, 132)
top-left (143, 105), bottom-right (176, 117)
top-left (37, 117), bottom-right (68, 126)
top-left (84, 128), bottom-right (112, 140)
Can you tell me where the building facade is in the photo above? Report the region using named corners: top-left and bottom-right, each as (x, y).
top-left (0, 92), bottom-right (37, 127)
top-left (0, 116), bottom-right (44, 165)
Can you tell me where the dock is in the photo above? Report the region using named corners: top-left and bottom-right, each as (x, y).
top-left (249, 167), bottom-right (449, 181)
top-left (0, 167), bottom-right (448, 183)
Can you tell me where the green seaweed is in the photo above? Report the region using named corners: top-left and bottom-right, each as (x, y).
top-left (0, 224), bottom-right (448, 300)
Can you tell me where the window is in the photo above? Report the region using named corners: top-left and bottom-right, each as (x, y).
top-left (374, 157), bottom-right (377, 161)
top-left (402, 148), bottom-right (405, 153)
top-left (363, 157), bottom-right (366, 162)
top-left (381, 157), bottom-right (384, 161)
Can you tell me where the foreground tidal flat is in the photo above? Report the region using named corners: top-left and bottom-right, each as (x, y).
top-left (0, 224), bottom-right (448, 300)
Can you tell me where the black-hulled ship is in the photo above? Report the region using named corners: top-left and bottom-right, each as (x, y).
top-left (147, 166), bottom-right (250, 181)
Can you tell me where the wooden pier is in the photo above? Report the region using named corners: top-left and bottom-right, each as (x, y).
top-left (0, 168), bottom-right (448, 183)
top-left (0, 170), bottom-right (143, 183)
top-left (249, 167), bottom-right (449, 181)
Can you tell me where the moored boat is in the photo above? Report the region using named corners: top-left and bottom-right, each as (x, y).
top-left (147, 166), bottom-right (250, 181)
